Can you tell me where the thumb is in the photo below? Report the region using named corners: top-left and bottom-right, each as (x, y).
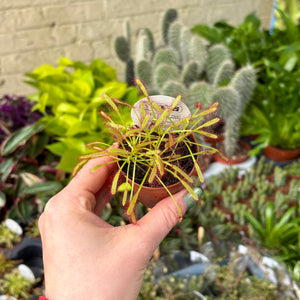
top-left (137, 187), bottom-right (202, 253)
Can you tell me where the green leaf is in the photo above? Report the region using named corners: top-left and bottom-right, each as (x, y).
top-left (0, 158), bottom-right (14, 182)
top-left (46, 142), bottom-right (67, 156)
top-left (56, 103), bottom-right (80, 114)
top-left (23, 181), bottom-right (63, 195)
top-left (56, 147), bottom-right (83, 172)
top-left (1, 123), bottom-right (44, 156)
top-left (0, 191), bottom-right (6, 208)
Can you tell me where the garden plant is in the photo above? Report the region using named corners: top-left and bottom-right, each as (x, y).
top-left (115, 9), bottom-right (256, 160)
top-left (73, 79), bottom-right (221, 222)
top-left (192, 9), bottom-right (300, 158)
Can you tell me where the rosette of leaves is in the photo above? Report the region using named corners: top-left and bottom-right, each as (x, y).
top-left (0, 268), bottom-right (37, 299)
top-left (0, 221), bottom-right (21, 249)
top-left (25, 57), bottom-right (139, 172)
top-left (73, 79), bottom-right (221, 222)
top-left (0, 253), bottom-right (21, 277)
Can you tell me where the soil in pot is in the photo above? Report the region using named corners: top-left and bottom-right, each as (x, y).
top-left (119, 134), bottom-right (199, 207)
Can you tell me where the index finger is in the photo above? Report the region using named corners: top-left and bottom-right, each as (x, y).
top-left (67, 155), bottom-right (117, 195)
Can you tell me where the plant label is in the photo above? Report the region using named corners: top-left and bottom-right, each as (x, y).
top-left (131, 95), bottom-right (191, 129)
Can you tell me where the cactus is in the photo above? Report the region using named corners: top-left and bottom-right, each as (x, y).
top-left (274, 166), bottom-right (288, 187)
top-left (255, 175), bottom-right (274, 197)
top-left (222, 186), bottom-right (239, 210)
top-left (288, 179), bottom-right (300, 200)
top-left (206, 175), bottom-right (224, 195)
top-left (274, 190), bottom-right (289, 212)
top-left (249, 191), bottom-right (267, 213)
top-left (232, 203), bottom-right (251, 225)
top-left (114, 9), bottom-right (256, 157)
top-left (236, 176), bottom-right (252, 200)
top-left (221, 167), bottom-right (239, 184)
top-left (114, 21), bottom-right (134, 85)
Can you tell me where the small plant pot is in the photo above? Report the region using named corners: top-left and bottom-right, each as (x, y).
top-left (213, 140), bottom-right (250, 165)
top-left (119, 134), bottom-right (199, 208)
top-left (264, 145), bottom-right (300, 162)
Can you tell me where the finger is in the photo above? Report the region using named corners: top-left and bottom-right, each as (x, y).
top-left (136, 189), bottom-right (189, 252)
top-left (94, 173), bottom-right (116, 215)
top-left (67, 155), bottom-right (117, 195)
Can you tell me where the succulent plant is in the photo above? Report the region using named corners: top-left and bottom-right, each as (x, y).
top-left (255, 175), bottom-right (274, 197)
top-left (232, 203), bottom-right (251, 225)
top-left (274, 166), bottom-right (288, 188)
top-left (0, 253), bottom-right (20, 277)
top-left (236, 175), bottom-right (252, 200)
top-left (0, 268), bottom-right (36, 299)
top-left (220, 167), bottom-right (239, 185)
top-left (0, 222), bottom-right (22, 249)
top-left (288, 179), bottom-right (300, 201)
top-left (221, 186), bottom-right (239, 210)
top-left (114, 9), bottom-right (256, 156)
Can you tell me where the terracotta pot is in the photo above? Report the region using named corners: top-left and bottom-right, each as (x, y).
top-left (213, 140), bottom-right (250, 165)
top-left (264, 145), bottom-right (300, 162)
top-left (198, 156), bottom-right (211, 173)
top-left (119, 134), bottom-right (199, 208)
top-left (203, 134), bottom-right (224, 145)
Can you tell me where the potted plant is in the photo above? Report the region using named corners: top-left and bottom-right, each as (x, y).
top-left (115, 9), bottom-right (256, 167)
top-left (73, 79), bottom-right (221, 221)
top-left (0, 253), bottom-right (21, 278)
top-left (0, 266), bottom-right (38, 300)
top-left (192, 10), bottom-right (300, 162)
top-left (0, 219), bottom-right (22, 251)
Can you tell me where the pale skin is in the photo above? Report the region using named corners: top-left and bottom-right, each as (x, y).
top-left (38, 155), bottom-right (189, 300)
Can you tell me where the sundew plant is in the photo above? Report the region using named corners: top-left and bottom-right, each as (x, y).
top-left (73, 79), bottom-right (221, 222)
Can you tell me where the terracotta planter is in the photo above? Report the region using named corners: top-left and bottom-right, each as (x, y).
top-left (264, 145), bottom-right (300, 162)
top-left (119, 134), bottom-right (199, 208)
top-left (213, 140), bottom-right (250, 165)
top-left (203, 134), bottom-right (224, 145)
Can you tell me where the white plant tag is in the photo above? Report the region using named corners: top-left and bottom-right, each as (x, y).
top-left (4, 219), bottom-right (23, 236)
top-left (18, 264), bottom-right (35, 282)
top-left (131, 95), bottom-right (191, 129)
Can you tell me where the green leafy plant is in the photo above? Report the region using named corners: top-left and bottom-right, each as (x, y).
top-left (0, 221), bottom-right (21, 249)
top-left (245, 201), bottom-right (300, 249)
top-left (73, 79), bottom-right (221, 221)
top-left (192, 10), bottom-right (300, 152)
top-left (0, 253), bottom-right (21, 277)
top-left (25, 217), bottom-right (40, 239)
top-left (0, 123), bottom-right (64, 223)
top-left (25, 57), bottom-right (139, 172)
top-left (0, 268), bottom-right (37, 299)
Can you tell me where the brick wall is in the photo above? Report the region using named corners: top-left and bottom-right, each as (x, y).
top-left (0, 0), bottom-right (274, 96)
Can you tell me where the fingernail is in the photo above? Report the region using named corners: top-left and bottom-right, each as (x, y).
top-left (184, 187), bottom-right (202, 209)
top-left (193, 187), bottom-right (202, 200)
top-left (184, 193), bottom-right (195, 209)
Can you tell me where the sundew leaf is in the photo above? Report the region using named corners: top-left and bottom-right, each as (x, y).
top-left (197, 117), bottom-right (220, 129)
top-left (1, 123), bottom-right (44, 156)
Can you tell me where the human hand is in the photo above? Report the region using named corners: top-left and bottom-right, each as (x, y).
top-left (39, 155), bottom-right (200, 300)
